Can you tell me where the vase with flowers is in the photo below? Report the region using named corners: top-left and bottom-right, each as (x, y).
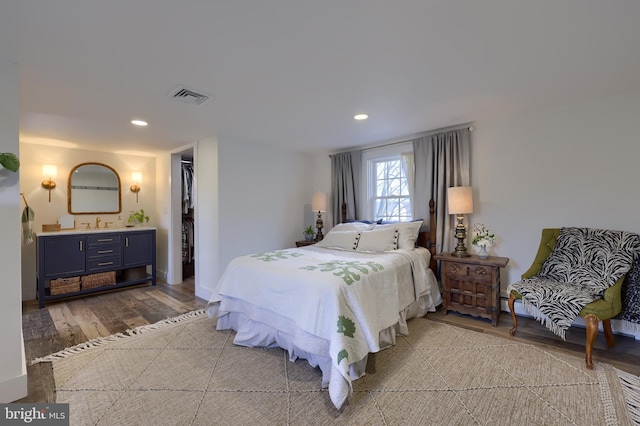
top-left (472, 223), bottom-right (495, 259)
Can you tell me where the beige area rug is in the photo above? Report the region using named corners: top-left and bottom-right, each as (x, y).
top-left (33, 310), bottom-right (640, 426)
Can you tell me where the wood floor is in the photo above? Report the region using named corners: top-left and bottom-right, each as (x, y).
top-left (18, 280), bottom-right (640, 404)
top-left (18, 278), bottom-right (206, 404)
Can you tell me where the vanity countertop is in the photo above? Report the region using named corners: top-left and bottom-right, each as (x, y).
top-left (36, 226), bottom-right (157, 237)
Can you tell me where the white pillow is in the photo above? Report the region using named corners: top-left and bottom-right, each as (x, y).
top-left (375, 220), bottom-right (423, 249)
top-left (356, 228), bottom-right (398, 252)
top-left (315, 230), bottom-right (361, 250)
top-left (331, 222), bottom-right (375, 232)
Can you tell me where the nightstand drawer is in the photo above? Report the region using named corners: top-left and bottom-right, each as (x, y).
top-left (445, 262), bottom-right (493, 283)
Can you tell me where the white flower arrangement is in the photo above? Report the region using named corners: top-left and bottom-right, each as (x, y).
top-left (472, 223), bottom-right (495, 247)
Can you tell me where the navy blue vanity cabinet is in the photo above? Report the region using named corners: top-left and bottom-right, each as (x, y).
top-left (87, 234), bottom-right (122, 272)
top-left (123, 231), bottom-right (154, 267)
top-left (36, 229), bottom-right (156, 308)
top-left (122, 230), bottom-right (157, 286)
top-left (41, 235), bottom-right (86, 276)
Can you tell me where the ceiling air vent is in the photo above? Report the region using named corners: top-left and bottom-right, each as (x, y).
top-left (169, 86), bottom-right (212, 106)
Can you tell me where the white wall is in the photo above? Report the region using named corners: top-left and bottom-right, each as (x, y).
top-left (215, 134), bottom-right (317, 280)
top-left (470, 89), bottom-right (640, 337)
top-left (155, 152), bottom-right (172, 282)
top-left (0, 59), bottom-right (27, 402)
top-left (19, 144), bottom-right (157, 300)
top-left (310, 152), bottom-right (333, 229)
top-left (193, 137), bottom-right (219, 300)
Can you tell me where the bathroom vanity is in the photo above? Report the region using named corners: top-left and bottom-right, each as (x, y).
top-left (36, 227), bottom-right (156, 308)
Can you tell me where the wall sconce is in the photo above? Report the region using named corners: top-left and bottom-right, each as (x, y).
top-left (447, 186), bottom-right (474, 257)
top-left (41, 164), bottom-right (57, 202)
top-left (312, 191), bottom-right (327, 242)
top-left (131, 172), bottom-right (142, 202)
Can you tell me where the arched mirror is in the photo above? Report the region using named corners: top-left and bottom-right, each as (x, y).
top-left (68, 163), bottom-right (121, 214)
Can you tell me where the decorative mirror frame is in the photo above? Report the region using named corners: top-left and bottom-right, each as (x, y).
top-left (67, 162), bottom-right (122, 214)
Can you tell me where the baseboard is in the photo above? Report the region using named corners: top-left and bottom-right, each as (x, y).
top-left (500, 297), bottom-right (640, 340)
top-left (0, 373), bottom-right (27, 403)
top-left (195, 284), bottom-right (212, 303)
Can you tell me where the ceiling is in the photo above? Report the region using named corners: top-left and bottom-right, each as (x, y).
top-left (3, 1), bottom-right (640, 155)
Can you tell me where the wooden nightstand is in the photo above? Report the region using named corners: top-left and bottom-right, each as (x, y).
top-left (295, 240), bottom-right (316, 247)
top-left (434, 253), bottom-right (509, 326)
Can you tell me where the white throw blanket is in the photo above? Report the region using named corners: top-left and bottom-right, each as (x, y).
top-left (207, 246), bottom-right (432, 408)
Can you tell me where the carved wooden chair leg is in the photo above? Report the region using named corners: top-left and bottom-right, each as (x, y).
top-left (602, 319), bottom-right (615, 348)
top-left (584, 315), bottom-right (598, 370)
top-left (508, 293), bottom-right (518, 336)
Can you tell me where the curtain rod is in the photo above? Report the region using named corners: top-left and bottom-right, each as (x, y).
top-left (330, 122), bottom-right (474, 157)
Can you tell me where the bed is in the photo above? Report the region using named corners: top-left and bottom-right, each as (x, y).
top-left (206, 201), bottom-right (441, 409)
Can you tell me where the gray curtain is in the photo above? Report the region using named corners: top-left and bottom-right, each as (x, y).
top-left (331, 151), bottom-right (361, 225)
top-left (413, 128), bottom-right (471, 254)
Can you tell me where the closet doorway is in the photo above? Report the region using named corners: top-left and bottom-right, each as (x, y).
top-left (181, 154), bottom-right (195, 280)
top-left (171, 147), bottom-right (195, 284)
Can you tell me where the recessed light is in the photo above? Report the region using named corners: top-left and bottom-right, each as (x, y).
top-left (131, 120), bottom-right (148, 126)
top-left (354, 114), bottom-right (368, 120)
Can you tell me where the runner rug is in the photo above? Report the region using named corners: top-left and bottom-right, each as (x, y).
top-left (33, 310), bottom-right (640, 425)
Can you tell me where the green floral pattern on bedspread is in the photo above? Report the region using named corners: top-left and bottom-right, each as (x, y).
top-left (337, 316), bottom-right (356, 365)
top-left (250, 250), bottom-right (303, 262)
top-left (298, 260), bottom-right (385, 367)
top-left (337, 315), bottom-right (356, 338)
top-left (249, 254), bottom-right (384, 366)
top-left (299, 260), bottom-right (384, 285)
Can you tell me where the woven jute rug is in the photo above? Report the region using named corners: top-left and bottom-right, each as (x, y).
top-left (33, 310), bottom-right (640, 425)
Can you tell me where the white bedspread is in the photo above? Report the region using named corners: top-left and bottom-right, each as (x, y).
top-left (206, 245), bottom-right (440, 408)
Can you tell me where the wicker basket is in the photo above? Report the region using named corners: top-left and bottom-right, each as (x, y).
top-left (42, 224), bottom-right (61, 232)
top-left (50, 276), bottom-right (81, 295)
top-left (81, 271), bottom-right (116, 290)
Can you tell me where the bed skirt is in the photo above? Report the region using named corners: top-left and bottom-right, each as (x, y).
top-left (206, 284), bottom-right (441, 408)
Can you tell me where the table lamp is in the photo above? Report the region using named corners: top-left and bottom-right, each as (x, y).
top-left (312, 191), bottom-right (327, 242)
top-left (447, 186), bottom-right (473, 257)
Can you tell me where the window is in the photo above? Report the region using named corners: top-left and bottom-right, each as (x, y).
top-left (371, 157), bottom-right (411, 222)
top-left (361, 142), bottom-right (414, 222)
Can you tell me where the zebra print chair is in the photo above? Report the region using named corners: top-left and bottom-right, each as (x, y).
top-left (508, 228), bottom-right (632, 369)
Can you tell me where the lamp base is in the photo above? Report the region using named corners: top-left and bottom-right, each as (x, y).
top-left (314, 211), bottom-right (324, 242)
top-left (451, 219), bottom-right (470, 257)
top-left (451, 248), bottom-right (471, 258)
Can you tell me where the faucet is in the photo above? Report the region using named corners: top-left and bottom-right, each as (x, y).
top-left (96, 217), bottom-right (101, 229)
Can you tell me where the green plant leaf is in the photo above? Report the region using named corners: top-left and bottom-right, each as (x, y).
top-left (0, 153), bottom-right (20, 172)
top-left (128, 209), bottom-right (150, 223)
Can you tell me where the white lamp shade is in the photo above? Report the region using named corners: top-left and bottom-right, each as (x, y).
top-left (132, 171), bottom-right (142, 184)
top-left (447, 186), bottom-right (474, 214)
top-left (312, 191), bottom-right (327, 212)
top-left (42, 164), bottom-right (57, 179)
